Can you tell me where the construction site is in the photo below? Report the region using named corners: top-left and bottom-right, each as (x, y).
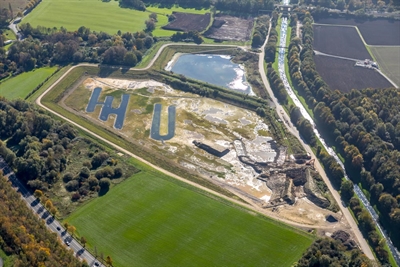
top-left (63, 77), bottom-right (342, 228)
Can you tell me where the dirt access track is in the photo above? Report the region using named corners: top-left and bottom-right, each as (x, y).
top-left (314, 17), bottom-right (400, 46)
top-left (313, 25), bottom-right (371, 59)
top-left (205, 15), bottom-right (254, 41)
top-left (162, 12), bottom-right (211, 32)
top-left (314, 55), bottom-right (392, 92)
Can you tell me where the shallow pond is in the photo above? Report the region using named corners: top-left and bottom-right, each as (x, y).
top-left (166, 54), bottom-right (254, 95)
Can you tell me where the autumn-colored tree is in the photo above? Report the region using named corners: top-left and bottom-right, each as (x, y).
top-left (50, 206), bottom-right (58, 217)
top-left (45, 199), bottom-right (53, 210)
top-left (34, 189), bottom-right (43, 199)
top-left (63, 222), bottom-right (69, 230)
top-left (68, 225), bottom-right (76, 236)
top-left (106, 255), bottom-right (113, 266)
top-left (80, 236), bottom-right (87, 247)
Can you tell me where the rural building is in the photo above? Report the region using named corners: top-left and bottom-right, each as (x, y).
top-left (193, 140), bottom-right (229, 157)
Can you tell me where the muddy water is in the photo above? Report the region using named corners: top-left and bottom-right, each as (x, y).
top-left (166, 54), bottom-right (255, 95)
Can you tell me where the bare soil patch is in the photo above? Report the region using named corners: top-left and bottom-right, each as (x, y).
top-left (162, 12), bottom-right (211, 32)
top-left (204, 15), bottom-right (254, 41)
top-left (313, 25), bottom-right (371, 59)
top-left (314, 55), bottom-right (392, 92)
top-left (2, 0), bottom-right (28, 13)
top-left (314, 18), bottom-right (400, 45)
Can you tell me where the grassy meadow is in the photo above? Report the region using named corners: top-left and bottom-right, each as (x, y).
top-left (0, 67), bottom-right (57, 100)
top-left (68, 159), bottom-right (313, 267)
top-left (370, 46), bottom-right (400, 87)
top-left (23, 0), bottom-right (209, 36)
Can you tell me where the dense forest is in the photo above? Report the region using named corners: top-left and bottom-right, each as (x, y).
top-left (0, 173), bottom-right (86, 267)
top-left (286, 10), bottom-right (400, 263)
top-left (0, 97), bottom-right (138, 216)
top-left (0, 24), bottom-right (154, 80)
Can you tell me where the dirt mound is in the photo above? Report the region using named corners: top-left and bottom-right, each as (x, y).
top-left (331, 230), bottom-right (357, 250)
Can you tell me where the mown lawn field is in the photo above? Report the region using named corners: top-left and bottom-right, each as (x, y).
top-left (370, 46), bottom-right (400, 87)
top-left (23, 0), bottom-right (209, 36)
top-left (0, 67), bottom-right (57, 100)
top-left (68, 159), bottom-right (313, 267)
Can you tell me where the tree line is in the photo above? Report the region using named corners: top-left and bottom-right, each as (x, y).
top-left (0, 24), bottom-right (154, 80)
top-left (292, 10), bottom-right (400, 262)
top-left (251, 15), bottom-right (270, 48)
top-left (264, 11), bottom-right (279, 63)
top-left (0, 173), bottom-right (86, 267)
top-left (171, 31), bottom-right (203, 44)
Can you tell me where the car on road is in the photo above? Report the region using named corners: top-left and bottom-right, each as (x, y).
top-left (56, 226), bottom-right (61, 231)
top-left (64, 239), bottom-right (70, 246)
top-left (94, 262), bottom-right (100, 266)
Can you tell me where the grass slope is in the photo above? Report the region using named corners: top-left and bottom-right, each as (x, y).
top-left (68, 160), bottom-right (313, 267)
top-left (23, 0), bottom-right (209, 36)
top-left (370, 46), bottom-right (400, 87)
top-left (0, 67), bottom-right (57, 100)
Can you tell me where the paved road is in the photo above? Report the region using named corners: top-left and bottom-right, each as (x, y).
top-left (258, 17), bottom-right (375, 259)
top-left (0, 158), bottom-right (102, 267)
top-left (8, 19), bottom-right (23, 41)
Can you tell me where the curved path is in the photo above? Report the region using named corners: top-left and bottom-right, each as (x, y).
top-left (36, 40), bottom-right (373, 259)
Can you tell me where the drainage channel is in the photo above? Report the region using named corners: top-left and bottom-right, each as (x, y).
top-left (277, 2), bottom-right (400, 264)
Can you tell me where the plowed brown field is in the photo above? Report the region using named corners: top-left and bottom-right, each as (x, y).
top-left (314, 55), bottom-right (392, 92)
top-left (162, 12), bottom-right (211, 32)
top-left (314, 17), bottom-right (400, 45)
top-left (313, 25), bottom-right (371, 59)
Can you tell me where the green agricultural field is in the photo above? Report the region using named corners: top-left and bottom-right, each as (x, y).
top-left (68, 160), bottom-right (313, 267)
top-left (370, 46), bottom-right (400, 87)
top-left (0, 67), bottom-right (57, 100)
top-left (23, 0), bottom-right (209, 36)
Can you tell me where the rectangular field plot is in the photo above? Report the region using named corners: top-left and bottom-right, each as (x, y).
top-left (314, 18), bottom-right (400, 46)
top-left (370, 46), bottom-right (400, 87)
top-left (314, 55), bottom-right (392, 92)
top-left (67, 166), bottom-right (313, 267)
top-left (162, 12), bottom-right (211, 32)
top-left (0, 67), bottom-right (57, 100)
top-left (313, 25), bottom-right (371, 59)
top-left (204, 15), bottom-right (254, 41)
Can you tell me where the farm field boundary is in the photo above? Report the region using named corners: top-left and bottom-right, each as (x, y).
top-left (313, 24), bottom-right (371, 59)
top-left (313, 23), bottom-right (398, 89)
top-left (313, 18), bottom-right (400, 46)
